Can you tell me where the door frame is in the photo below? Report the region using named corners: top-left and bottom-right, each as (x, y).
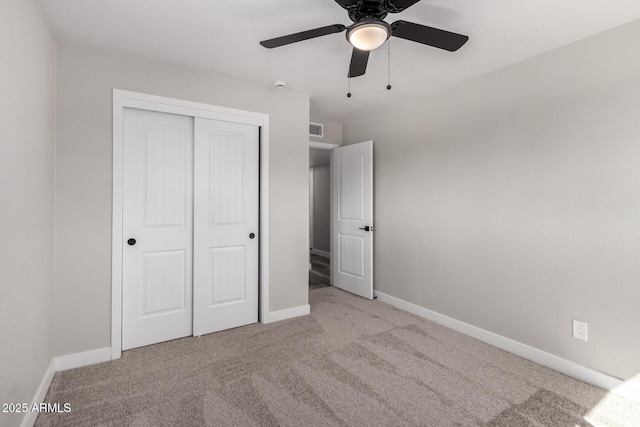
top-left (309, 167), bottom-right (314, 253)
top-left (310, 141), bottom-right (339, 150)
top-left (111, 89), bottom-right (270, 360)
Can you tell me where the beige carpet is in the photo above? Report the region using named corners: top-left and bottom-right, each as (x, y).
top-left (37, 287), bottom-right (639, 426)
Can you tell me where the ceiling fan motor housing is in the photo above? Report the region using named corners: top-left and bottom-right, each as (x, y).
top-left (346, 0), bottom-right (389, 22)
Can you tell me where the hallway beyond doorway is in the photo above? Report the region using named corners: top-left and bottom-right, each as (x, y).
top-left (309, 254), bottom-right (330, 290)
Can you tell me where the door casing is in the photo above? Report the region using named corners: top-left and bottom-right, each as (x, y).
top-left (112, 89), bottom-right (270, 360)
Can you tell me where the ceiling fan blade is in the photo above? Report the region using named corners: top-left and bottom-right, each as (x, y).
top-left (386, 0), bottom-right (422, 13)
top-left (348, 48), bottom-right (370, 78)
top-left (391, 20), bottom-right (469, 51)
top-left (260, 24), bottom-right (346, 49)
top-left (334, 0), bottom-right (359, 10)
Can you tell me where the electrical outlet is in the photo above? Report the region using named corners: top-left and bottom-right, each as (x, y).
top-left (573, 320), bottom-right (588, 341)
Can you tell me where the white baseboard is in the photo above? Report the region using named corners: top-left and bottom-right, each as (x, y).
top-left (310, 249), bottom-right (330, 258)
top-left (21, 348), bottom-right (111, 426)
top-left (21, 359), bottom-right (56, 427)
top-left (267, 304), bottom-right (311, 323)
top-left (55, 347), bottom-right (112, 372)
top-left (374, 290), bottom-right (623, 390)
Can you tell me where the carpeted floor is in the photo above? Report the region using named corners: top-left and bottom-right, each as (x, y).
top-left (37, 287), bottom-right (638, 426)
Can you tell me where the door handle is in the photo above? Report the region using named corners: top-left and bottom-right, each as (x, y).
top-left (127, 238), bottom-right (136, 246)
top-left (358, 226), bottom-right (373, 232)
top-left (249, 233), bottom-right (255, 239)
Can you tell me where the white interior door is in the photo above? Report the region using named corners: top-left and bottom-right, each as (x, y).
top-left (331, 140), bottom-right (373, 299)
top-left (193, 118), bottom-right (259, 336)
top-left (122, 108), bottom-right (194, 350)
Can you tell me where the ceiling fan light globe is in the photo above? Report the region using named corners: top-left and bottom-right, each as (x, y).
top-left (348, 23), bottom-right (389, 51)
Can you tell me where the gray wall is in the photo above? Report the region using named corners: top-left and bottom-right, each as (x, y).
top-left (0, 0), bottom-right (56, 425)
top-left (312, 166), bottom-right (331, 253)
top-left (344, 20), bottom-right (640, 380)
top-left (55, 43), bottom-right (310, 357)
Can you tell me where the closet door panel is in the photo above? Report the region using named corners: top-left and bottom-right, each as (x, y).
top-left (122, 108), bottom-right (194, 350)
top-left (193, 118), bottom-right (259, 336)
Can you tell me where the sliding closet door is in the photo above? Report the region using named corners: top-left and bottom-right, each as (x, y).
top-left (193, 118), bottom-right (259, 336)
top-left (122, 108), bottom-right (194, 350)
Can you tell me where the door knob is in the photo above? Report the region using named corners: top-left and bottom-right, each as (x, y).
top-left (358, 226), bottom-right (372, 232)
top-left (127, 238), bottom-right (136, 246)
top-left (249, 233), bottom-right (255, 239)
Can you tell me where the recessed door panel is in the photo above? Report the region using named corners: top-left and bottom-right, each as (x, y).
top-left (142, 250), bottom-right (186, 316)
top-left (338, 234), bottom-right (365, 278)
top-left (122, 108), bottom-right (194, 350)
top-left (144, 128), bottom-right (187, 228)
top-left (338, 153), bottom-right (365, 221)
top-left (210, 134), bottom-right (246, 225)
top-left (210, 246), bottom-right (246, 306)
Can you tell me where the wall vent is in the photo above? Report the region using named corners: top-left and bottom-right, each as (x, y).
top-left (309, 122), bottom-right (324, 138)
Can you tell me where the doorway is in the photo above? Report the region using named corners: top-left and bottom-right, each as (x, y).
top-left (112, 90), bottom-right (271, 359)
top-left (309, 143), bottom-right (335, 290)
top-left (308, 140), bottom-right (375, 299)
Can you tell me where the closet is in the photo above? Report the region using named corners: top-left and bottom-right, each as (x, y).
top-left (121, 108), bottom-right (259, 350)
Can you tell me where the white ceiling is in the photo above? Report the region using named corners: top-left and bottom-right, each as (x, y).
top-left (39, 0), bottom-right (640, 123)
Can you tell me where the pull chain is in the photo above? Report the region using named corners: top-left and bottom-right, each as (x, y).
top-left (347, 75), bottom-right (352, 98)
top-left (387, 39), bottom-right (392, 90)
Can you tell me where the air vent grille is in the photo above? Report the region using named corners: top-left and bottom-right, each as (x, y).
top-left (309, 122), bottom-right (323, 137)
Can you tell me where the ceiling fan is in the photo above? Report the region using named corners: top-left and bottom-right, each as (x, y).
top-left (259, 0), bottom-right (469, 78)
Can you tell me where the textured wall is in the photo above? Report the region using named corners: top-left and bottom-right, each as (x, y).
top-left (0, 1), bottom-right (56, 425)
top-left (55, 43), bottom-right (310, 356)
top-left (344, 20), bottom-right (640, 380)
